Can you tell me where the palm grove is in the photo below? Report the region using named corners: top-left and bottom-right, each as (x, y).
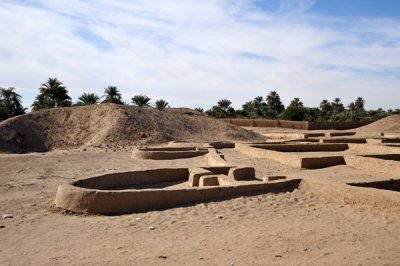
top-left (1, 77), bottom-right (398, 121)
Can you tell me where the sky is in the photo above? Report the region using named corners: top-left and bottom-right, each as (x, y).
top-left (0, 0), bottom-right (399, 110)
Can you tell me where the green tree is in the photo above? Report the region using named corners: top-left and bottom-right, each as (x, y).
top-left (76, 93), bottom-right (100, 106)
top-left (155, 99), bottom-right (169, 110)
top-left (289, 97), bottom-right (303, 107)
top-left (102, 86), bottom-right (123, 104)
top-left (217, 99), bottom-right (232, 110)
top-left (367, 108), bottom-right (387, 120)
top-left (347, 102), bottom-right (356, 113)
top-left (319, 99), bottom-right (332, 119)
top-left (240, 96), bottom-right (270, 118)
top-left (194, 107), bottom-right (204, 113)
top-left (31, 94), bottom-right (56, 111)
top-left (207, 98), bottom-right (235, 118)
top-left (132, 94), bottom-right (151, 107)
top-left (355, 97), bottom-right (365, 112)
top-left (279, 105), bottom-right (306, 121)
top-left (38, 78), bottom-right (71, 108)
top-left (0, 87), bottom-right (25, 120)
top-left (331, 98), bottom-right (345, 113)
top-left (304, 107), bottom-right (321, 122)
top-left (266, 91), bottom-right (285, 118)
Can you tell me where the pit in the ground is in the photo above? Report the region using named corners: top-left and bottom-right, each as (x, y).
top-left (250, 143), bottom-right (348, 152)
top-left (362, 154), bottom-right (400, 162)
top-left (348, 179), bottom-right (400, 192)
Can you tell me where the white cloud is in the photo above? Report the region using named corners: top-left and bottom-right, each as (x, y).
top-left (0, 0), bottom-right (399, 110)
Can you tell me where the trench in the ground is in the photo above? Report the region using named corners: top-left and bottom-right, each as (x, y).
top-left (348, 179), bottom-right (400, 192)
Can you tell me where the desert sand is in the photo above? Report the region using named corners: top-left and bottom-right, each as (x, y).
top-left (1, 106), bottom-right (400, 265)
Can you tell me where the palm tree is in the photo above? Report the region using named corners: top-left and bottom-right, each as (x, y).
top-left (240, 96), bottom-right (269, 118)
top-left (77, 93), bottom-right (100, 106)
top-left (319, 99), bottom-right (332, 119)
top-left (102, 86), bottom-right (123, 104)
top-left (319, 99), bottom-right (332, 111)
top-left (31, 94), bottom-right (56, 111)
top-left (355, 97), bottom-right (365, 111)
top-left (207, 99), bottom-right (235, 118)
top-left (347, 102), bottom-right (356, 113)
top-left (266, 91), bottom-right (285, 117)
top-left (331, 98), bottom-right (344, 113)
top-left (217, 99), bottom-right (232, 111)
top-left (253, 96), bottom-right (264, 107)
top-left (132, 94), bottom-right (151, 107)
top-left (39, 78), bottom-right (71, 107)
top-left (290, 97), bottom-right (303, 107)
top-left (155, 99), bottom-right (169, 110)
top-left (194, 107), bottom-right (204, 113)
top-left (0, 87), bottom-right (25, 119)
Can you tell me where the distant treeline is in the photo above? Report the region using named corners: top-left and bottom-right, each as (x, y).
top-left (205, 92), bottom-right (398, 122)
top-left (1, 77), bottom-right (399, 122)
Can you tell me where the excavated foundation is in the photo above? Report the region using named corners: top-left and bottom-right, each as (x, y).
top-left (362, 154), bottom-right (400, 161)
top-left (319, 138), bottom-right (367, 144)
top-left (300, 178), bottom-right (400, 212)
top-left (349, 179), bottom-right (400, 192)
top-left (236, 143), bottom-right (347, 169)
top-left (131, 147), bottom-right (209, 160)
top-left (54, 167), bottom-right (301, 215)
top-left (325, 132), bottom-right (356, 137)
top-left (167, 141), bottom-right (235, 149)
top-left (345, 154), bottom-right (400, 176)
top-left (249, 143), bottom-right (349, 152)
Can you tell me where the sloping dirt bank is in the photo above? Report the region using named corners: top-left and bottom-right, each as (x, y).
top-left (0, 104), bottom-right (263, 153)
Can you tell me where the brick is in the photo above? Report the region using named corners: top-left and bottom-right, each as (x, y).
top-left (228, 167), bottom-right (255, 181)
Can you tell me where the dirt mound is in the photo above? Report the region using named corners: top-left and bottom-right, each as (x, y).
top-left (356, 115), bottom-right (400, 133)
top-left (0, 104), bottom-right (264, 153)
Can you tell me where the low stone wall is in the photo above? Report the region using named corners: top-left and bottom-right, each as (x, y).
top-left (308, 121), bottom-right (371, 130)
top-left (206, 148), bottom-right (228, 166)
top-left (221, 119), bottom-right (307, 129)
top-left (278, 120), bottom-right (308, 129)
top-left (221, 119), bottom-right (372, 130)
top-left (253, 120), bottom-right (279, 127)
top-left (262, 133), bottom-right (308, 139)
top-left (74, 168), bottom-right (189, 190)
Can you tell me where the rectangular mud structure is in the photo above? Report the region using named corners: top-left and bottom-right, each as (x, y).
top-left (236, 143), bottom-right (347, 169)
top-left (345, 154), bottom-right (400, 176)
top-left (320, 138), bottom-right (367, 144)
top-left (250, 143), bottom-right (348, 152)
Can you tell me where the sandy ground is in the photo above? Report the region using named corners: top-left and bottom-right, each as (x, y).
top-left (1, 144), bottom-right (400, 266)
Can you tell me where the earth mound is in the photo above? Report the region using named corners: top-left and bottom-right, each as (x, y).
top-left (356, 115), bottom-right (400, 133)
top-left (0, 104), bottom-right (264, 153)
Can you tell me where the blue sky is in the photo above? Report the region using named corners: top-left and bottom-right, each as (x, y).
top-left (0, 0), bottom-right (399, 110)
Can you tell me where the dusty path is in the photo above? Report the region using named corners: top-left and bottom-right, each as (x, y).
top-left (1, 148), bottom-right (400, 265)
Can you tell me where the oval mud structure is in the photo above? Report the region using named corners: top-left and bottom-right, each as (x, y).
top-left (54, 168), bottom-right (301, 215)
top-left (131, 147), bottom-right (209, 160)
top-left (167, 141), bottom-right (235, 149)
